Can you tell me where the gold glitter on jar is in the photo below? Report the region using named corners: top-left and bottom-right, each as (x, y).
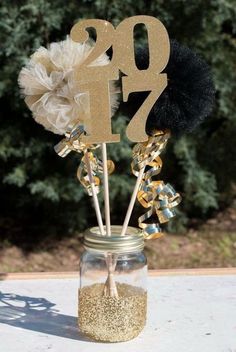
top-left (79, 283), bottom-right (147, 342)
top-left (79, 226), bottom-right (148, 342)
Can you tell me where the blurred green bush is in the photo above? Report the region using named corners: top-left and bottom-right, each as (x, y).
top-left (0, 0), bottom-right (236, 242)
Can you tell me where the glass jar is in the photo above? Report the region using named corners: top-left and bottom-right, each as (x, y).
top-left (78, 225), bottom-right (147, 342)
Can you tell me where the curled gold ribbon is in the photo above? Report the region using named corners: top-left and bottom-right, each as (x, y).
top-left (132, 130), bottom-right (181, 240)
top-left (132, 131), bottom-right (169, 176)
top-left (77, 152), bottom-right (101, 196)
top-left (77, 152), bottom-right (115, 196)
top-left (54, 124), bottom-right (115, 196)
top-left (54, 125), bottom-right (97, 157)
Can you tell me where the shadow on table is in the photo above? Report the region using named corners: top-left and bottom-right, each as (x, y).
top-left (0, 291), bottom-right (90, 341)
top-left (0, 273), bottom-right (7, 281)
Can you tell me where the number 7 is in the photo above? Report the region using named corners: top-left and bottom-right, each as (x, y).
top-left (122, 74), bottom-right (168, 142)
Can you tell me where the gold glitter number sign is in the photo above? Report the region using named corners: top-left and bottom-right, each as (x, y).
top-left (114, 15), bottom-right (170, 142)
top-left (71, 19), bottom-right (117, 79)
top-left (70, 16), bottom-right (170, 143)
top-left (70, 19), bottom-right (120, 144)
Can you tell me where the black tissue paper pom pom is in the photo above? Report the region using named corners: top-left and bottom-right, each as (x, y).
top-left (126, 40), bottom-right (215, 136)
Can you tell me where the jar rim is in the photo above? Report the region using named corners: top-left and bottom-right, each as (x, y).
top-left (83, 225), bottom-right (144, 253)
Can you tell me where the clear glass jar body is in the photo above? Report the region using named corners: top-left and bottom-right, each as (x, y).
top-left (78, 227), bottom-right (147, 342)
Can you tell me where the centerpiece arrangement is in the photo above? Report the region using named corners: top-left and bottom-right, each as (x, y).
top-left (19, 15), bottom-right (214, 342)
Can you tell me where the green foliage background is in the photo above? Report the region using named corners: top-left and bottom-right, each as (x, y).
top-left (0, 0), bottom-right (236, 243)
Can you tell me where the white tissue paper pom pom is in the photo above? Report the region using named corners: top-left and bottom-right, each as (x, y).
top-left (18, 36), bottom-right (119, 135)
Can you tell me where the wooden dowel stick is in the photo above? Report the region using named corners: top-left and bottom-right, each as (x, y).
top-left (101, 143), bottom-right (111, 236)
top-left (101, 143), bottom-right (118, 297)
top-left (84, 150), bottom-right (105, 236)
top-left (120, 167), bottom-right (145, 236)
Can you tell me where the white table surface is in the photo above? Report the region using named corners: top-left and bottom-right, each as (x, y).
top-left (0, 270), bottom-right (236, 352)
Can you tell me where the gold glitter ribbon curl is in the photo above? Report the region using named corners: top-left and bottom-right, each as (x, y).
top-left (132, 130), bottom-right (181, 240)
top-left (54, 124), bottom-right (115, 196)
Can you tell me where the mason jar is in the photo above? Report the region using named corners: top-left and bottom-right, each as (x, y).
top-left (78, 225), bottom-right (147, 342)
